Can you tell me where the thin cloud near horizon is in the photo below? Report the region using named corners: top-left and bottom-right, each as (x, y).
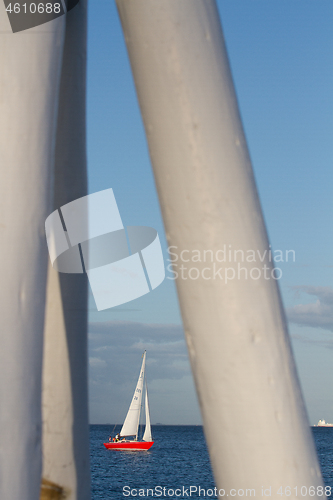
top-left (287, 286), bottom-right (333, 333)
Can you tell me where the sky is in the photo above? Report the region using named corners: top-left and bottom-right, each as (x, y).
top-left (86, 0), bottom-right (333, 426)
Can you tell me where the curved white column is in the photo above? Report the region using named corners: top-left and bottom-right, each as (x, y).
top-left (42, 1), bottom-right (90, 499)
top-left (0, 5), bottom-right (65, 500)
top-left (116, 1), bottom-right (323, 497)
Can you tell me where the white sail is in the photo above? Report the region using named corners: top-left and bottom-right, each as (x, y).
top-left (142, 384), bottom-right (152, 442)
top-left (120, 352), bottom-right (146, 438)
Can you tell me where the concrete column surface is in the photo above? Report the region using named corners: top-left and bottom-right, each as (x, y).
top-left (116, 1), bottom-right (323, 497)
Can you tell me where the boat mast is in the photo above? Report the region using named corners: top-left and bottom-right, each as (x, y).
top-left (135, 351), bottom-right (146, 441)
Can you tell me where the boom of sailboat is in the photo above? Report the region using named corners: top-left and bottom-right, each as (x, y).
top-left (103, 351), bottom-right (154, 450)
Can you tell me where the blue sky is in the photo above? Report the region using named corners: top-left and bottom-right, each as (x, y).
top-left (86, 1), bottom-right (333, 425)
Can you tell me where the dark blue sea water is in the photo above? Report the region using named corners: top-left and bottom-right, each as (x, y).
top-left (90, 426), bottom-right (333, 500)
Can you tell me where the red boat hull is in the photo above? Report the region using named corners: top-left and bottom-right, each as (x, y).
top-left (103, 441), bottom-right (154, 450)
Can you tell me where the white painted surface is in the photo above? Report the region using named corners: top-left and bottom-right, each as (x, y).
top-left (42, 264), bottom-right (77, 497)
top-left (116, 1), bottom-right (323, 496)
top-left (45, 210), bottom-right (70, 264)
top-left (0, 5), bottom-right (65, 500)
top-left (42, 1), bottom-right (90, 499)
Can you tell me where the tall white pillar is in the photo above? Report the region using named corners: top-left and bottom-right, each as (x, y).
top-left (41, 1), bottom-right (90, 499)
top-left (116, 1), bottom-right (323, 497)
top-left (0, 5), bottom-right (65, 500)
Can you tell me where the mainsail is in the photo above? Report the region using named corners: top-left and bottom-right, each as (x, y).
top-left (120, 352), bottom-right (146, 438)
top-left (142, 384), bottom-right (152, 442)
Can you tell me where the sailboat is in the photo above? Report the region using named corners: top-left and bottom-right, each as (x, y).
top-left (103, 351), bottom-right (154, 450)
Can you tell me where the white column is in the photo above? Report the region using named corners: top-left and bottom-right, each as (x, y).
top-left (0, 5), bottom-right (65, 500)
top-left (116, 1), bottom-right (323, 496)
top-left (42, 1), bottom-right (90, 499)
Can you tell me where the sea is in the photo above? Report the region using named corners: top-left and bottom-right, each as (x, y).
top-left (90, 426), bottom-right (333, 500)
